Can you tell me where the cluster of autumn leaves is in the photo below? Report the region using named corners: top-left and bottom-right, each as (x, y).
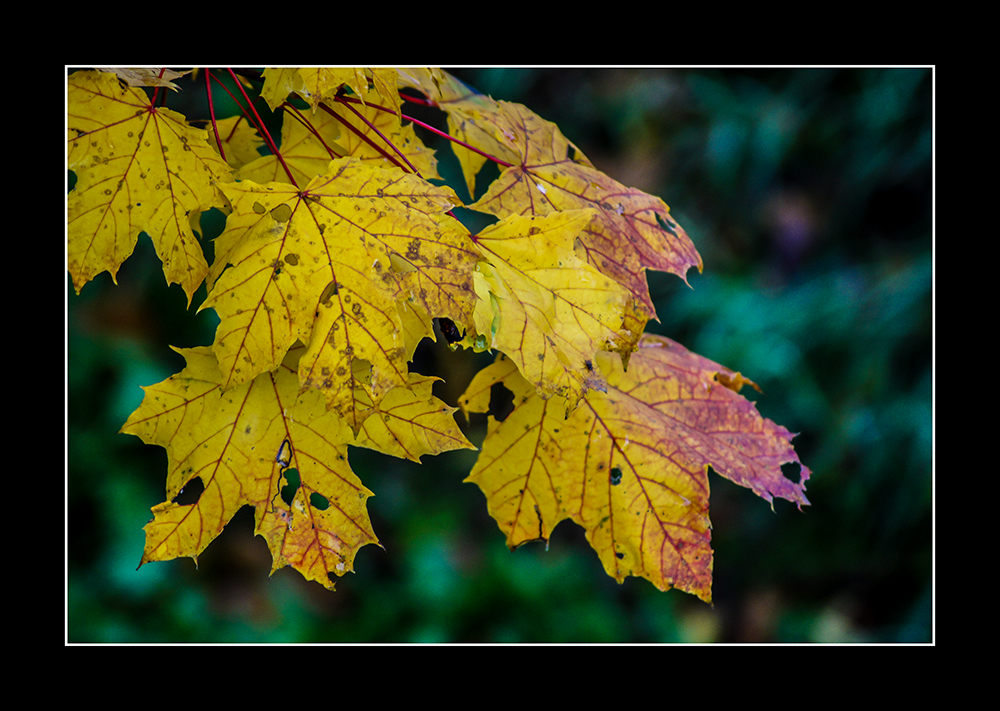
top-left (68, 68), bottom-right (809, 602)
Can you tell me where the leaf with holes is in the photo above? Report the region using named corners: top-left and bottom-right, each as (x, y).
top-left (459, 333), bottom-right (810, 602)
top-left (67, 70), bottom-right (232, 305)
top-left (202, 157), bottom-right (479, 430)
top-left (120, 344), bottom-right (379, 589)
top-left (121, 342), bottom-right (472, 589)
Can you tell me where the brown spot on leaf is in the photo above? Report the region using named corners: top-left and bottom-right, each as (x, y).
top-left (271, 203), bottom-right (292, 222)
top-left (320, 280), bottom-right (339, 305)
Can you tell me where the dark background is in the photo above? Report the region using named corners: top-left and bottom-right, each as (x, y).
top-left (67, 67), bottom-right (932, 643)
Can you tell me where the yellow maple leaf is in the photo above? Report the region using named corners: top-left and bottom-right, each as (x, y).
top-left (67, 70), bottom-right (232, 305)
top-left (121, 345), bottom-right (377, 589)
top-left (122, 343), bottom-right (473, 590)
top-left (467, 209), bottom-right (632, 412)
top-left (459, 334), bottom-right (810, 603)
top-left (202, 157), bottom-right (478, 429)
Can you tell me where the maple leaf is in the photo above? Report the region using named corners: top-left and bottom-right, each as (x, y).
top-left (459, 333), bottom-right (810, 602)
top-left (121, 343), bottom-right (473, 590)
top-left (67, 70), bottom-right (232, 305)
top-left (465, 209), bottom-right (633, 411)
top-left (202, 157), bottom-right (479, 429)
top-left (120, 345), bottom-right (376, 588)
top-left (457, 100), bottom-right (702, 330)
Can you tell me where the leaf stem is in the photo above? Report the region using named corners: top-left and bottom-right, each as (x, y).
top-left (225, 68), bottom-right (298, 188)
top-left (204, 69), bottom-right (226, 162)
top-left (399, 91), bottom-right (436, 107)
top-left (149, 68), bottom-right (168, 108)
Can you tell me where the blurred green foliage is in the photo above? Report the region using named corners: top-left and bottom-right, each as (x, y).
top-left (67, 67), bottom-right (932, 643)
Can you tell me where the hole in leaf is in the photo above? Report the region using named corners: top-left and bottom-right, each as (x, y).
top-left (351, 358), bottom-right (373, 385)
top-left (309, 492), bottom-right (330, 510)
top-left (471, 160), bottom-right (502, 203)
top-left (172, 477), bottom-right (204, 506)
top-left (780, 461), bottom-right (801, 483)
top-left (436, 317), bottom-right (463, 344)
top-left (276, 439), bottom-right (292, 469)
top-left (489, 382), bottom-right (515, 422)
top-left (280, 468), bottom-right (300, 506)
top-left (610, 467), bottom-right (623, 486)
top-left (654, 211), bottom-right (678, 237)
top-left (449, 205), bottom-right (500, 234)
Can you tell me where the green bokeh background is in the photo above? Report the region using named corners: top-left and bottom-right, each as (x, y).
top-left (67, 67), bottom-right (932, 643)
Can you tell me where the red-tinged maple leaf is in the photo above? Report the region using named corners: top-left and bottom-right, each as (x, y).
top-left (461, 100), bottom-right (702, 329)
top-left (459, 333), bottom-right (809, 602)
top-left (67, 70), bottom-right (232, 305)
